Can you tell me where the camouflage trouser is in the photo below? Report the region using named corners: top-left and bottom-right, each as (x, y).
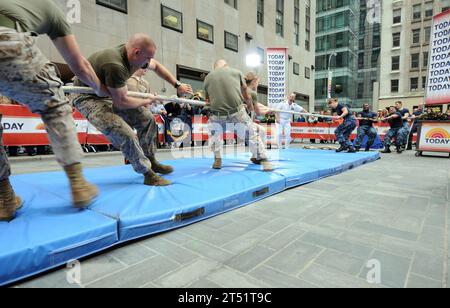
top-left (73, 96), bottom-right (157, 174)
top-left (0, 27), bottom-right (83, 173)
top-left (209, 107), bottom-right (267, 160)
top-left (335, 119), bottom-right (357, 148)
top-left (0, 115), bottom-right (11, 181)
top-left (355, 125), bottom-right (378, 148)
top-left (384, 127), bottom-right (408, 147)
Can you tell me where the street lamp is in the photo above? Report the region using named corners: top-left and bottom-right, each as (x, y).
top-left (327, 52), bottom-right (337, 99)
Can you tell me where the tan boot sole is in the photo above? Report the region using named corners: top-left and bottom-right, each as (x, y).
top-left (262, 162), bottom-right (275, 172)
top-left (144, 176), bottom-right (172, 187)
top-left (16, 196), bottom-right (23, 210)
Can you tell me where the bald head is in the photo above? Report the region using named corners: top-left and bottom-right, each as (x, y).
top-left (214, 59), bottom-right (228, 69)
top-left (127, 33), bottom-right (156, 50)
top-left (126, 33), bottom-right (157, 69)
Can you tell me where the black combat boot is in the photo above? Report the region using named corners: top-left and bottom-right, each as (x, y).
top-left (380, 146), bottom-right (391, 154)
top-left (336, 143), bottom-right (348, 153)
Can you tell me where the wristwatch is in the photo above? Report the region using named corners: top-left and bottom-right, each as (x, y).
top-left (174, 81), bottom-right (182, 89)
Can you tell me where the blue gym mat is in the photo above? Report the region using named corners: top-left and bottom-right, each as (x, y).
top-left (0, 149), bottom-right (379, 286)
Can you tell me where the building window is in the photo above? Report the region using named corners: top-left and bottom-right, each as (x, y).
top-left (225, 0), bottom-right (238, 9)
top-left (224, 31), bottom-right (238, 52)
top-left (96, 0), bottom-right (127, 13)
top-left (425, 2), bottom-right (434, 18)
top-left (305, 67), bottom-right (311, 79)
top-left (424, 27), bottom-right (431, 44)
top-left (358, 54), bottom-right (364, 69)
top-left (371, 53), bottom-right (379, 67)
top-left (357, 83), bottom-right (364, 99)
top-left (257, 47), bottom-right (265, 64)
top-left (411, 53), bottom-right (420, 69)
top-left (294, 0), bottom-right (300, 46)
top-left (293, 62), bottom-right (300, 75)
top-left (392, 56), bottom-right (400, 71)
top-left (197, 20), bottom-right (214, 44)
top-left (423, 52), bottom-right (429, 67)
top-left (276, 0), bottom-right (284, 37)
top-left (422, 76), bottom-right (427, 90)
top-left (161, 5), bottom-right (183, 33)
top-left (305, 31), bottom-right (311, 51)
top-left (410, 77), bottom-right (419, 91)
top-left (305, 0), bottom-right (311, 49)
top-left (413, 4), bottom-right (422, 20)
top-left (257, 0), bottom-right (264, 26)
top-left (391, 80), bottom-right (399, 93)
top-left (393, 32), bottom-right (401, 47)
top-left (412, 29), bottom-right (421, 45)
top-left (393, 9), bottom-right (402, 24)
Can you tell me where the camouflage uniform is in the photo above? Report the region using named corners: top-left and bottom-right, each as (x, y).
top-left (0, 115), bottom-right (11, 181)
top-left (0, 27), bottom-right (83, 177)
top-left (335, 120), bottom-right (357, 148)
top-left (209, 107), bottom-right (267, 160)
top-left (384, 128), bottom-right (408, 147)
top-left (73, 96), bottom-right (157, 174)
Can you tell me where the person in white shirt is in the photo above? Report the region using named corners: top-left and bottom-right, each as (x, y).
top-left (276, 93), bottom-right (305, 149)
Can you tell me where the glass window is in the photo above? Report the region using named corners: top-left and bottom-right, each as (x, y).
top-left (425, 2), bottom-right (434, 18)
top-left (413, 4), bottom-right (422, 20)
top-left (257, 47), bottom-right (265, 64)
top-left (161, 5), bottom-right (183, 33)
top-left (276, 0), bottom-right (284, 37)
top-left (410, 78), bottom-right (419, 91)
top-left (423, 52), bottom-right (429, 67)
top-left (392, 56), bottom-right (400, 71)
top-left (412, 29), bottom-right (421, 44)
top-left (358, 53), bottom-right (364, 69)
top-left (96, 0), bottom-right (127, 13)
top-left (305, 67), bottom-right (311, 79)
top-left (393, 32), bottom-right (401, 47)
top-left (422, 76), bottom-right (427, 90)
top-left (391, 80), bottom-right (399, 93)
top-left (224, 0), bottom-right (238, 9)
top-left (393, 9), bottom-right (402, 24)
top-left (197, 20), bottom-right (214, 44)
top-left (224, 31), bottom-right (238, 52)
top-left (257, 0), bottom-right (264, 26)
top-left (293, 62), bottom-right (300, 75)
top-left (424, 27), bottom-right (431, 44)
top-left (411, 53), bottom-right (420, 69)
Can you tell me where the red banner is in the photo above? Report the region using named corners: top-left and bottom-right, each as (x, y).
top-left (1, 105), bottom-right (417, 146)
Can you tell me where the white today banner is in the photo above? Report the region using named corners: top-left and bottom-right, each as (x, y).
top-left (426, 10), bottom-right (450, 105)
top-left (267, 48), bottom-right (288, 107)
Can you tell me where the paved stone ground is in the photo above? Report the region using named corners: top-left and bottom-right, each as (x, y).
top-left (9, 145), bottom-right (450, 288)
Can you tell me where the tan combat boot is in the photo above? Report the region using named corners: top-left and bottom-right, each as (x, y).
top-left (261, 160), bottom-right (274, 172)
top-left (144, 170), bottom-right (172, 186)
top-left (0, 178), bottom-right (23, 222)
top-left (149, 157), bottom-right (174, 175)
top-left (64, 163), bottom-right (99, 208)
top-left (212, 157), bottom-right (222, 170)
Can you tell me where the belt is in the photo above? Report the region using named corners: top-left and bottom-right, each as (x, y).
top-left (0, 14), bottom-right (16, 30)
top-left (210, 106), bottom-right (241, 117)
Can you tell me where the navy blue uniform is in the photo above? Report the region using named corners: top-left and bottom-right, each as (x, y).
top-left (384, 112), bottom-right (408, 147)
top-left (333, 103), bottom-right (357, 148)
top-left (355, 111), bottom-right (378, 149)
top-left (398, 108), bottom-right (411, 128)
top-left (407, 110), bottom-right (424, 149)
